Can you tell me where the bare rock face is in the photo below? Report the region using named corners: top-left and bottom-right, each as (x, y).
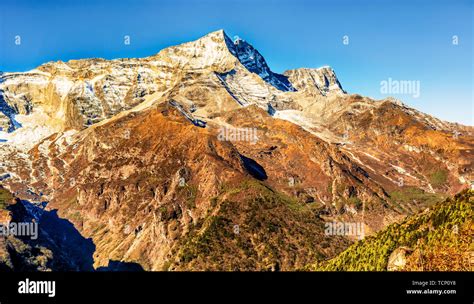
top-left (284, 67), bottom-right (345, 96)
top-left (230, 37), bottom-right (295, 92)
top-left (0, 59), bottom-right (160, 133)
top-left (0, 29), bottom-right (472, 271)
top-left (387, 246), bottom-right (413, 271)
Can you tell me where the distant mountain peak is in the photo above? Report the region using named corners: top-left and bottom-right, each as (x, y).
top-left (156, 29), bottom-right (296, 92)
top-left (185, 30), bottom-right (296, 91)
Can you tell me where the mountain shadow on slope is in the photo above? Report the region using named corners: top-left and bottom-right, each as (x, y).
top-left (240, 155), bottom-right (267, 181)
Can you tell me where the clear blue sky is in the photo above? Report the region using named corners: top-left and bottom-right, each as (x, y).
top-left (0, 0), bottom-right (472, 125)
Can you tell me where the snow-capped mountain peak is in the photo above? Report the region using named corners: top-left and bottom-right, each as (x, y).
top-left (159, 29), bottom-right (296, 92)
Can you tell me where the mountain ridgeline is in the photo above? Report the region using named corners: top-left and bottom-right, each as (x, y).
top-left (0, 30), bottom-right (472, 271)
top-left (306, 189), bottom-right (473, 271)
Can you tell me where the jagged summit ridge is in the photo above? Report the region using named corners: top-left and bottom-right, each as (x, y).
top-left (148, 29), bottom-right (238, 73)
top-left (284, 67), bottom-right (345, 96)
top-left (149, 29), bottom-right (296, 92)
top-left (224, 32), bottom-right (296, 92)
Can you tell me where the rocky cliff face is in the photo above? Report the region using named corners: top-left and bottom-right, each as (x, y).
top-left (284, 67), bottom-right (345, 96)
top-left (0, 30), bottom-right (472, 270)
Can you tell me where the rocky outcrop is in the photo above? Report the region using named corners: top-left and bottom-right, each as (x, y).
top-left (284, 67), bottom-right (345, 96)
top-left (387, 246), bottom-right (413, 271)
